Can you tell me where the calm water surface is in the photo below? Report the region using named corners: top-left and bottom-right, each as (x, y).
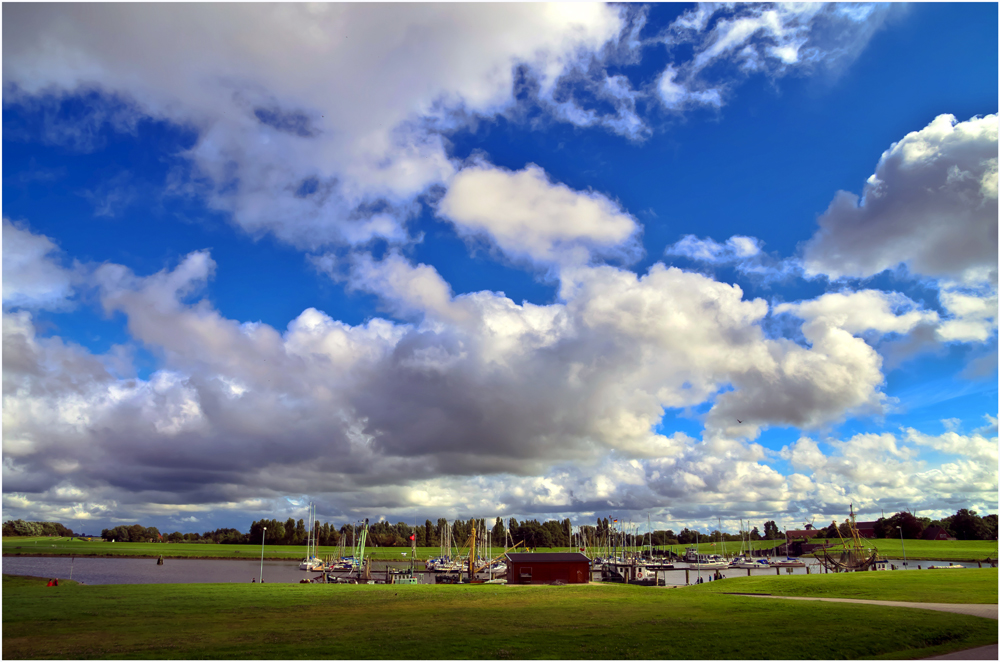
top-left (1, 556), bottom-right (312, 585)
top-left (1, 556), bottom-right (985, 586)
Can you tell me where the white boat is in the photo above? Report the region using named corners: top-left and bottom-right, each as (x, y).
top-left (771, 558), bottom-right (806, 568)
top-left (300, 501), bottom-right (319, 570)
top-left (684, 546), bottom-right (727, 568)
top-left (299, 556), bottom-right (323, 571)
top-left (927, 564), bottom-right (964, 569)
top-left (729, 555), bottom-right (770, 569)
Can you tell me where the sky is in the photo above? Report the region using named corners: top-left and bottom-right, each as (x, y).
top-left (2, 3), bottom-right (997, 537)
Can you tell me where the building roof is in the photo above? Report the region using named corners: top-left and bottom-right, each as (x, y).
top-left (505, 552), bottom-right (591, 563)
top-left (922, 526), bottom-right (955, 540)
top-left (786, 529), bottom-right (823, 539)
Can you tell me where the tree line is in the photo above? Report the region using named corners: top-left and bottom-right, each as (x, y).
top-left (2, 519), bottom-right (74, 538)
top-left (853, 509), bottom-right (997, 541)
top-left (5, 508), bottom-right (996, 545)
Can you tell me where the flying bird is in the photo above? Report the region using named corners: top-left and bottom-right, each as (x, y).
top-left (737, 420), bottom-right (742, 424)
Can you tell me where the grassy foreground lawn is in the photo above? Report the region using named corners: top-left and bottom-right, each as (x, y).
top-left (3, 574), bottom-right (996, 660)
top-left (805, 538), bottom-right (999, 562)
top-left (690, 568), bottom-right (998, 603)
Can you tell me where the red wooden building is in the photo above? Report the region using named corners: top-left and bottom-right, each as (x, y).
top-left (505, 552), bottom-right (591, 585)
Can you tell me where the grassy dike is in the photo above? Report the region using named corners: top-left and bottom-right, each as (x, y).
top-left (1, 538), bottom-right (787, 561)
top-left (8, 536), bottom-right (998, 562)
top-left (803, 538), bottom-right (999, 562)
top-left (690, 568), bottom-right (998, 603)
top-left (4, 571), bottom-right (997, 660)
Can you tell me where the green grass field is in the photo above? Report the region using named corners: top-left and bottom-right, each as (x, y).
top-left (690, 568), bottom-right (998, 603)
top-left (2, 536), bottom-right (785, 561)
top-left (6, 536), bottom-right (996, 563)
top-left (804, 538), bottom-right (999, 562)
top-left (3, 537), bottom-right (461, 561)
top-left (3, 571), bottom-right (996, 660)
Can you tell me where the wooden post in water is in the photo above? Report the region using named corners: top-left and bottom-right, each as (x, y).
top-left (746, 568), bottom-right (751, 577)
top-left (775, 567), bottom-right (780, 576)
top-left (685, 568), bottom-right (690, 585)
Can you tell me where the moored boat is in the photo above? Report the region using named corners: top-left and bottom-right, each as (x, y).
top-left (770, 558), bottom-right (805, 568)
top-left (730, 556), bottom-right (770, 569)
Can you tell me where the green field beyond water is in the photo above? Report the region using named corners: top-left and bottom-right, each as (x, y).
top-left (3, 570), bottom-right (996, 660)
top-left (805, 538), bottom-right (999, 562)
top-left (6, 536), bottom-right (997, 562)
top-left (2, 537), bottom-right (785, 560)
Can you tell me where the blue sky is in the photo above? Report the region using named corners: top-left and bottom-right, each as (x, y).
top-left (3, 3), bottom-right (997, 536)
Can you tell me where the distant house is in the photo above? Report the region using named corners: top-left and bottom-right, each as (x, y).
top-left (786, 528), bottom-right (824, 541)
top-left (855, 521), bottom-right (878, 538)
top-left (921, 526), bottom-right (956, 541)
top-left (505, 552), bottom-right (591, 585)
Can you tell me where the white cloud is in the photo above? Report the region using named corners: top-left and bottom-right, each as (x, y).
top-left (2, 219), bottom-right (77, 310)
top-left (656, 65), bottom-right (723, 111)
top-left (774, 290), bottom-right (939, 336)
top-left (3, 4), bottom-right (633, 250)
top-left (905, 427), bottom-right (998, 465)
top-left (666, 234), bottom-right (762, 262)
top-left (438, 162), bottom-right (642, 270)
top-left (936, 281), bottom-right (998, 343)
top-left (4, 241), bottom-right (934, 524)
top-left (778, 421), bottom-right (998, 516)
top-left (803, 114), bottom-right (998, 283)
top-left (657, 3), bottom-right (893, 112)
top-left (664, 233), bottom-right (800, 282)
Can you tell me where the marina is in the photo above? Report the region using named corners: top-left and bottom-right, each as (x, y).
top-left (6, 554), bottom-right (981, 587)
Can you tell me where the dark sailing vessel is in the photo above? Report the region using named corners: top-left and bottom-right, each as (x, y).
top-left (817, 504), bottom-right (881, 572)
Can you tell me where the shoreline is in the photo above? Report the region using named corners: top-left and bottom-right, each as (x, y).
top-left (4, 551), bottom-right (994, 563)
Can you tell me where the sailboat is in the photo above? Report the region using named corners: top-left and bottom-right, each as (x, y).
top-left (817, 505), bottom-right (880, 572)
top-left (770, 530), bottom-right (805, 567)
top-left (299, 502), bottom-right (324, 570)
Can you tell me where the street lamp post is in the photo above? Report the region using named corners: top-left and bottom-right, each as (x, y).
top-left (260, 527), bottom-right (266, 582)
top-left (897, 526), bottom-right (906, 568)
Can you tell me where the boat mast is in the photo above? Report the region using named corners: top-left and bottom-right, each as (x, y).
top-left (468, 525), bottom-right (476, 580)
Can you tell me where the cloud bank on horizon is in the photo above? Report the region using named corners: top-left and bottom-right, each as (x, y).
top-left (2, 3), bottom-right (997, 534)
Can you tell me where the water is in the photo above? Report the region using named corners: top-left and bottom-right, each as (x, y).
top-left (1, 556), bottom-right (988, 586)
top-left (1, 556), bottom-right (313, 585)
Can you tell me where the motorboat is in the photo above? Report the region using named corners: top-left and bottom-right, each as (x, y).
top-left (299, 556), bottom-right (323, 571)
top-left (730, 556), bottom-right (770, 569)
top-left (770, 557), bottom-right (806, 568)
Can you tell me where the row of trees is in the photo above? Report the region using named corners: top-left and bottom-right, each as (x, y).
top-left (858, 509), bottom-right (998, 541)
top-left (10, 509), bottom-right (997, 545)
top-left (100, 524), bottom-right (162, 542)
top-left (2, 520), bottom-right (74, 538)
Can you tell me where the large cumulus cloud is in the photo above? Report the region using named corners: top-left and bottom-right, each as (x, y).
top-left (3, 3), bottom-right (635, 249)
top-left (803, 114), bottom-right (998, 283)
top-left (7, 213), bottom-right (981, 529)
